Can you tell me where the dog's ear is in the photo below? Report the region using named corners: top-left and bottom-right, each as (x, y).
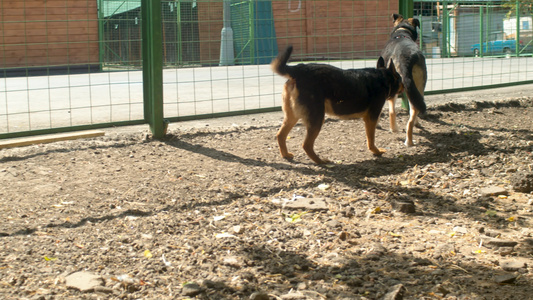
top-left (377, 57), bottom-right (386, 69)
top-left (409, 18), bottom-right (420, 29)
top-left (387, 59), bottom-right (399, 77)
top-left (392, 13), bottom-right (403, 22)
top-left (392, 14), bottom-right (404, 26)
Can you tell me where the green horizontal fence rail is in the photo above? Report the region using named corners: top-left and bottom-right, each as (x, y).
top-left (2, 0), bottom-right (533, 140)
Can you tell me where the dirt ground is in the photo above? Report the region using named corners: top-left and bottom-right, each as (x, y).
top-left (1, 93), bottom-right (533, 299)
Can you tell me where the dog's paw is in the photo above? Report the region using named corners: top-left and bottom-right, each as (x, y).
top-left (404, 140), bottom-right (415, 147)
top-left (371, 148), bottom-right (386, 156)
top-left (282, 152), bottom-right (295, 160)
top-left (390, 126), bottom-right (399, 133)
top-left (313, 157), bottom-right (332, 165)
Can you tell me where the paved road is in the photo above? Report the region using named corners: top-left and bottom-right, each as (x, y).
top-left (2, 56), bottom-right (533, 133)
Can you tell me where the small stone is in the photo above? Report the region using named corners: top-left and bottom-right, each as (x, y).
top-left (233, 225), bottom-right (245, 234)
top-left (344, 206), bottom-right (355, 217)
top-left (249, 292), bottom-right (270, 300)
top-left (65, 271), bottom-right (104, 292)
top-left (391, 200), bottom-right (416, 213)
top-left (494, 273), bottom-right (518, 284)
top-left (483, 230), bottom-right (502, 238)
top-left (433, 243), bottom-right (456, 259)
top-left (382, 283), bottom-right (406, 300)
top-left (500, 260), bottom-right (527, 272)
top-left (201, 279), bottom-right (219, 289)
top-left (510, 172), bottom-right (533, 193)
top-left (479, 186), bottom-right (508, 197)
top-left (327, 219), bottom-right (342, 228)
top-left (453, 226), bottom-right (468, 235)
top-left (281, 291), bottom-right (306, 300)
top-left (497, 247), bottom-right (515, 256)
top-left (413, 244), bottom-right (426, 252)
top-left (93, 286), bottom-right (113, 294)
top-left (479, 236), bottom-right (518, 248)
top-left (339, 231), bottom-right (349, 241)
top-left (433, 284), bottom-right (450, 296)
top-left (282, 197), bottom-right (329, 211)
top-left (223, 256), bottom-right (243, 268)
top-left (182, 282), bottom-right (203, 297)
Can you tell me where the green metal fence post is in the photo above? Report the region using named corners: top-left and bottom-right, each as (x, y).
top-left (516, 0), bottom-right (521, 56)
top-left (142, 0), bottom-right (165, 139)
top-left (399, 0), bottom-right (413, 18)
top-left (479, 6), bottom-right (484, 58)
top-left (97, 0), bottom-right (104, 70)
top-left (442, 1), bottom-right (449, 57)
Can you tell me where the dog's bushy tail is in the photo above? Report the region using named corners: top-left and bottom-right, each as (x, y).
top-left (271, 46), bottom-right (293, 77)
top-left (403, 56), bottom-right (427, 114)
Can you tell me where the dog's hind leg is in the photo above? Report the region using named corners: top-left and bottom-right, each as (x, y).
top-left (302, 116), bottom-right (329, 164)
top-left (277, 81), bottom-right (299, 160)
top-left (388, 96), bottom-right (399, 132)
top-left (277, 114), bottom-right (298, 160)
top-left (364, 115), bottom-right (386, 156)
top-left (405, 108), bottom-right (419, 146)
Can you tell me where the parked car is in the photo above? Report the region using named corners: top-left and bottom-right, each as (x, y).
top-left (471, 32), bottom-right (524, 56)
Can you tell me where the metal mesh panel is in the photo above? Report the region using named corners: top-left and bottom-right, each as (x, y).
top-left (2, 1), bottom-right (533, 138)
top-left (0, 0), bottom-right (144, 136)
top-left (415, 0), bottom-right (533, 93)
top-left (162, 0), bottom-right (397, 121)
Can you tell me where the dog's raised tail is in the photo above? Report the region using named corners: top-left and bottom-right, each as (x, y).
top-left (271, 46), bottom-right (293, 77)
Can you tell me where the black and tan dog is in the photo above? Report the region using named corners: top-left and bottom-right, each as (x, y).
top-left (271, 46), bottom-right (402, 164)
top-left (381, 13), bottom-right (427, 146)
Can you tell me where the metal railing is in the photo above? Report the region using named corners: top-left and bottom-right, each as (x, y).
top-left (2, 0), bottom-right (533, 139)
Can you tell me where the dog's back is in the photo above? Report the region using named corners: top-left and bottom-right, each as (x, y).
top-left (272, 47), bottom-right (399, 113)
top-left (381, 14), bottom-right (427, 114)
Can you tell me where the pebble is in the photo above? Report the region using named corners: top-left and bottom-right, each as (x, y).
top-left (453, 226), bottom-right (468, 235)
top-left (391, 200), bottom-right (416, 213)
top-left (500, 259), bottom-right (528, 272)
top-left (223, 256), bottom-right (243, 268)
top-left (182, 282), bottom-right (203, 297)
top-left (413, 244), bottom-right (426, 252)
top-left (249, 292), bottom-right (270, 300)
top-left (327, 219), bottom-right (342, 228)
top-left (282, 197), bottom-right (329, 211)
top-left (65, 271), bottom-right (104, 292)
top-left (433, 243), bottom-right (456, 259)
top-left (479, 236), bottom-right (518, 248)
top-left (494, 273), bottom-right (518, 284)
top-left (382, 283), bottom-right (406, 300)
top-left (233, 225), bottom-right (245, 234)
top-left (281, 291), bottom-right (307, 300)
top-left (479, 186), bottom-right (508, 197)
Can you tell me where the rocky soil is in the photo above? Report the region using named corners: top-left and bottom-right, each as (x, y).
top-left (1, 98), bottom-right (533, 300)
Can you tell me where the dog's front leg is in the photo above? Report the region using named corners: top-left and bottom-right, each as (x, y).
top-left (364, 115), bottom-right (386, 156)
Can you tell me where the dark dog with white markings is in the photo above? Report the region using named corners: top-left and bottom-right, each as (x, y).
top-left (381, 13), bottom-right (427, 146)
top-left (271, 46), bottom-right (402, 164)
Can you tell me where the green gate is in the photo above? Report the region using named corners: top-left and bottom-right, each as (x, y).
top-left (99, 0), bottom-right (199, 68)
top-left (231, 0), bottom-right (278, 65)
